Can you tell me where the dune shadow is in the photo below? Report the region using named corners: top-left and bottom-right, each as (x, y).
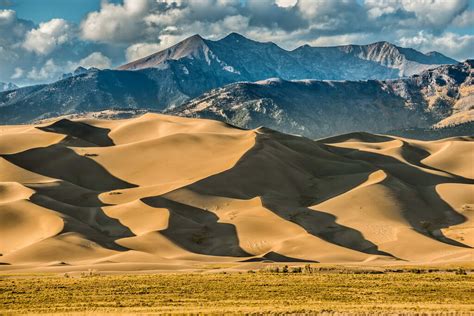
top-left (324, 143), bottom-right (472, 248)
top-left (241, 251), bottom-right (318, 263)
top-left (2, 123), bottom-right (137, 252)
top-left (142, 196), bottom-right (250, 257)
top-left (37, 119), bottom-right (115, 147)
top-left (264, 199), bottom-right (398, 257)
top-left (27, 181), bottom-right (105, 208)
top-left (318, 131), bottom-right (395, 144)
top-left (178, 131), bottom-right (398, 259)
top-left (2, 145), bottom-right (135, 191)
top-left (30, 192), bottom-right (133, 251)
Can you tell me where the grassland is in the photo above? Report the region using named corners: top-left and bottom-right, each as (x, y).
top-left (1, 268), bottom-right (473, 314)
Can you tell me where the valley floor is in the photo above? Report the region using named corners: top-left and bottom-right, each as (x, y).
top-left (1, 267), bottom-right (473, 315)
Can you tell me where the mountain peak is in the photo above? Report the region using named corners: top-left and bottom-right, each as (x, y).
top-left (118, 33), bottom-right (209, 70)
top-left (0, 81), bottom-right (18, 92)
top-left (74, 66), bottom-right (87, 74)
top-left (425, 51), bottom-right (458, 62)
top-left (220, 32), bottom-right (254, 43)
top-left (371, 40), bottom-right (394, 46)
top-left (225, 32), bottom-right (245, 38)
top-left (184, 33), bottom-right (205, 43)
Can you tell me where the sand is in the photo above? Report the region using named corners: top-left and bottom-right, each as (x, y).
top-left (0, 114), bottom-right (472, 272)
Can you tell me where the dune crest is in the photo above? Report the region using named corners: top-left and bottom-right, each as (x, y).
top-left (0, 114), bottom-right (472, 269)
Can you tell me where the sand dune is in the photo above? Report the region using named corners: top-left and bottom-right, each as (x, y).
top-left (0, 114), bottom-right (472, 270)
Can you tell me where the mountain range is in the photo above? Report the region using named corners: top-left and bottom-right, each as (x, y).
top-left (119, 33), bottom-right (456, 79)
top-left (0, 33), bottom-right (470, 139)
top-left (170, 60), bottom-right (473, 139)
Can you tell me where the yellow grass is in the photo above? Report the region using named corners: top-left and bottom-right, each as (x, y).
top-left (1, 270), bottom-right (473, 314)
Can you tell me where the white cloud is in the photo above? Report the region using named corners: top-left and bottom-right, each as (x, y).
top-left (81, 0), bottom-right (151, 43)
top-left (452, 9), bottom-right (474, 28)
top-left (275, 0), bottom-right (297, 8)
top-left (25, 53), bottom-right (112, 83)
top-left (126, 42), bottom-right (165, 62)
top-left (11, 67), bottom-right (23, 79)
top-left (308, 33), bottom-right (372, 47)
top-left (398, 31), bottom-right (474, 61)
top-left (399, 0), bottom-right (469, 28)
top-left (27, 59), bottom-right (62, 81)
top-left (364, 0), bottom-right (469, 30)
top-left (0, 9), bottom-right (15, 25)
top-left (76, 52), bottom-right (112, 69)
top-left (23, 18), bottom-right (72, 55)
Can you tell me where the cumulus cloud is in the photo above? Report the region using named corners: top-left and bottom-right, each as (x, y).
top-left (26, 59), bottom-right (62, 81)
top-left (23, 18), bottom-right (72, 55)
top-left (398, 31), bottom-right (474, 61)
top-left (397, 0), bottom-right (469, 30)
top-left (0, 8), bottom-right (15, 25)
top-left (275, 0), bottom-right (297, 7)
top-left (452, 9), bottom-right (474, 27)
top-left (11, 67), bottom-right (23, 79)
top-left (126, 42), bottom-right (165, 62)
top-left (307, 33), bottom-right (372, 47)
top-left (0, 9), bottom-right (33, 46)
top-left (25, 52), bottom-right (113, 83)
top-left (76, 52), bottom-right (112, 69)
top-left (81, 0), bottom-right (152, 43)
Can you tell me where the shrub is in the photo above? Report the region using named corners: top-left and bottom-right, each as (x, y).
top-left (267, 266), bottom-right (280, 273)
top-left (80, 269), bottom-right (98, 278)
top-left (291, 267), bottom-right (302, 273)
top-left (455, 268), bottom-right (467, 275)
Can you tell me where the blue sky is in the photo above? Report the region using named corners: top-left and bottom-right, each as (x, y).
top-left (2, 0), bottom-right (123, 23)
top-left (0, 0), bottom-right (473, 86)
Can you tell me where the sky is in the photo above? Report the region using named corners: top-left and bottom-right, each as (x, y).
top-left (0, 0), bottom-right (473, 86)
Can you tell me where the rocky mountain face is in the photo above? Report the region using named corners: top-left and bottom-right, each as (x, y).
top-left (0, 33), bottom-right (460, 125)
top-left (0, 68), bottom-right (190, 124)
top-left (169, 60), bottom-right (473, 139)
top-left (0, 82), bottom-right (17, 92)
top-left (120, 33), bottom-right (456, 80)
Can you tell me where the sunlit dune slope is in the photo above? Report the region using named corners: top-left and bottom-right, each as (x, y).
top-left (0, 114), bottom-right (472, 268)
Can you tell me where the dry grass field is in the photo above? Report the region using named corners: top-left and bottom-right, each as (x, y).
top-left (1, 268), bottom-right (473, 314)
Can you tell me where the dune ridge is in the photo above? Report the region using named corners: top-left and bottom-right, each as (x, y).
top-left (0, 114), bottom-right (472, 270)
